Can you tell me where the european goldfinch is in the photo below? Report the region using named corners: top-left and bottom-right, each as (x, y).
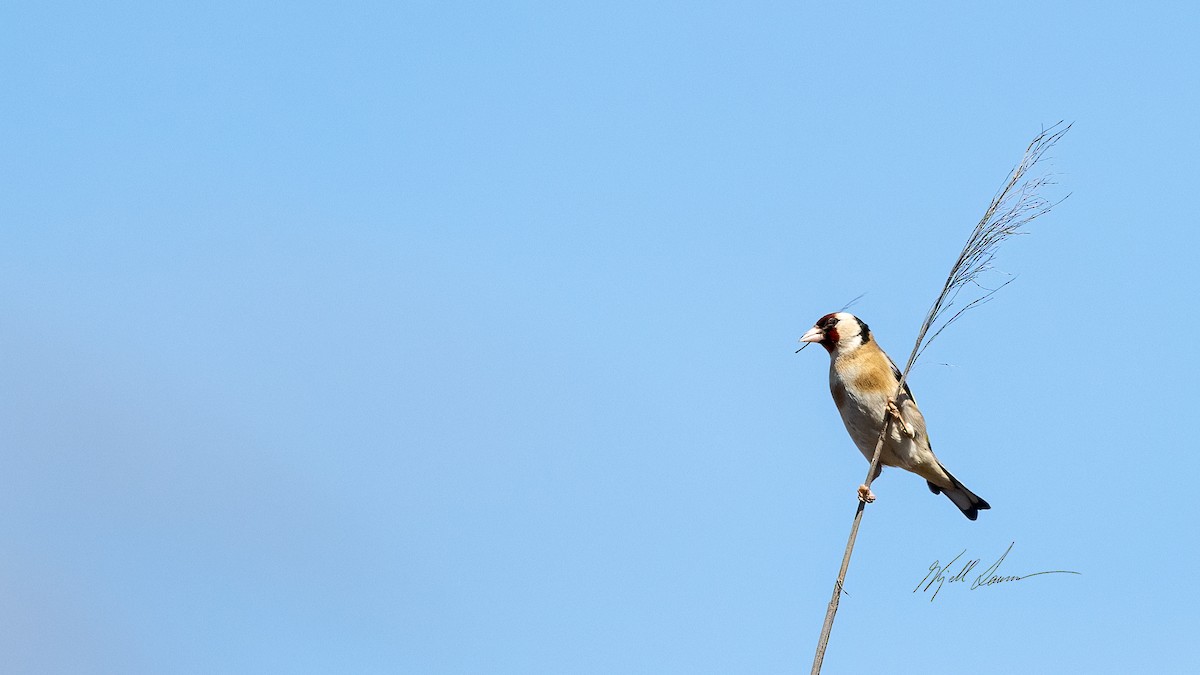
top-left (800, 312), bottom-right (991, 520)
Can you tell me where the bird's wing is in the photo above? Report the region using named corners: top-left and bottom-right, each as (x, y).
top-left (884, 354), bottom-right (932, 446)
top-left (885, 355), bottom-right (916, 403)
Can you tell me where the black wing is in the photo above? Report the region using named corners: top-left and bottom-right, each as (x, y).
top-left (887, 356), bottom-right (915, 402)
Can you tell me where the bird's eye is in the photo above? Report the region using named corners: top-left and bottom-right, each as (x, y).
top-left (826, 318), bottom-right (839, 327)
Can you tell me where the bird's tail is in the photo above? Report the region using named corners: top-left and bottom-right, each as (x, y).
top-left (927, 463), bottom-right (991, 521)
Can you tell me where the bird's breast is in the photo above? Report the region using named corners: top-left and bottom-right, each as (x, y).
top-left (829, 364), bottom-right (898, 461)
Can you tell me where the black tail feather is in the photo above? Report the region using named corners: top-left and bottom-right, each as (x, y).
top-left (928, 465), bottom-right (991, 521)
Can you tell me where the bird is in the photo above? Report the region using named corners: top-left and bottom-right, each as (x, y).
top-left (799, 312), bottom-right (991, 520)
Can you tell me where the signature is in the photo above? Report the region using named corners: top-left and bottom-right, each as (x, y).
top-left (914, 542), bottom-right (1080, 602)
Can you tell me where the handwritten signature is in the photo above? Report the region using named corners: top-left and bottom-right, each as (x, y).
top-left (914, 542), bottom-right (1080, 602)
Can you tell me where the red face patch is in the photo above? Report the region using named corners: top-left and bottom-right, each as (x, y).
top-left (821, 326), bottom-right (839, 352)
top-left (815, 313), bottom-right (840, 352)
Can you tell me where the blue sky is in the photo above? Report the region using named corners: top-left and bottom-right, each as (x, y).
top-left (3, 2), bottom-right (1198, 673)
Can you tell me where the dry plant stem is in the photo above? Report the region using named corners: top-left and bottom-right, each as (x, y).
top-left (809, 419), bottom-right (892, 675)
top-left (809, 122), bottom-right (1069, 675)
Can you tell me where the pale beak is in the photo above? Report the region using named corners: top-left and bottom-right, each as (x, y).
top-left (799, 326), bottom-right (825, 343)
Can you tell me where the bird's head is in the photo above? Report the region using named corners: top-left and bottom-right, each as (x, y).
top-left (799, 312), bottom-right (871, 354)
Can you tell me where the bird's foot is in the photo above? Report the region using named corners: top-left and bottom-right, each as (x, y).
top-left (857, 484), bottom-right (876, 503)
top-left (886, 400), bottom-right (916, 437)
